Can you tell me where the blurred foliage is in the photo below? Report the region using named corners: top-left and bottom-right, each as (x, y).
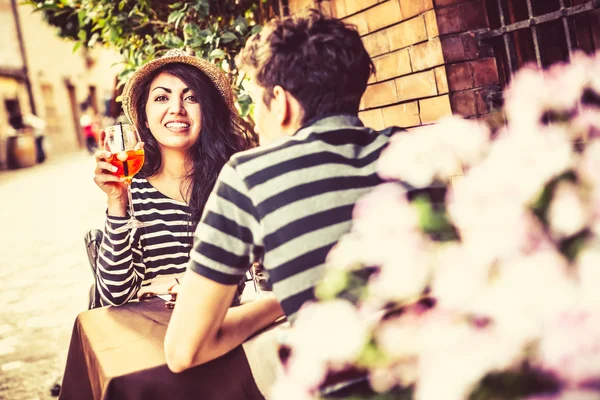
top-left (24, 0), bottom-right (282, 119)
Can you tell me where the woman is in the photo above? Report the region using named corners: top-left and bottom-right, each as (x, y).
top-left (93, 49), bottom-right (255, 306)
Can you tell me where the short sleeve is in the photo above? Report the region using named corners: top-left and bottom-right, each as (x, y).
top-left (188, 162), bottom-right (261, 285)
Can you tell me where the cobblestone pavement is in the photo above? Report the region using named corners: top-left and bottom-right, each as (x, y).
top-left (0, 151), bottom-right (107, 400)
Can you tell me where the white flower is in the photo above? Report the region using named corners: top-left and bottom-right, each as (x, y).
top-left (270, 375), bottom-right (316, 400)
top-left (473, 250), bottom-right (576, 344)
top-left (378, 130), bottom-right (439, 187)
top-left (377, 117), bottom-right (490, 187)
top-left (525, 390), bottom-right (600, 400)
top-left (577, 246), bottom-right (600, 309)
top-left (537, 310), bottom-right (600, 386)
top-left (369, 362), bottom-right (418, 393)
top-left (352, 183), bottom-right (418, 240)
top-left (368, 367), bottom-right (399, 393)
top-left (548, 181), bottom-right (588, 239)
top-left (416, 314), bottom-right (523, 400)
top-left (366, 234), bottom-right (432, 304)
top-left (430, 243), bottom-right (490, 312)
top-left (436, 116), bottom-right (490, 168)
top-left (375, 313), bottom-right (422, 362)
top-left (504, 66), bottom-right (549, 130)
top-left (579, 140), bottom-right (600, 188)
top-left (325, 233), bottom-right (364, 271)
top-left (289, 300), bottom-right (370, 370)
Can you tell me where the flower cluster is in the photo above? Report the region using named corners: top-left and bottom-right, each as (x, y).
top-left (273, 51), bottom-right (600, 400)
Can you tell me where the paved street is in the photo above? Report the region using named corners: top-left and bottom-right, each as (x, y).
top-left (0, 151), bottom-right (107, 400)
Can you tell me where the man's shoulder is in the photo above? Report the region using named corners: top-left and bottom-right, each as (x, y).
top-left (226, 122), bottom-right (401, 185)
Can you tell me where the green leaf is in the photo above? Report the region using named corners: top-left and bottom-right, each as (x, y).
top-left (235, 15), bottom-right (247, 30)
top-left (209, 49), bottom-right (226, 60)
top-left (72, 41), bottom-right (82, 53)
top-left (315, 269), bottom-right (350, 300)
top-left (88, 32), bottom-right (100, 47)
top-left (356, 340), bottom-right (387, 368)
top-left (220, 32), bottom-right (237, 43)
top-left (118, 0), bottom-right (126, 11)
top-left (78, 29), bottom-right (87, 42)
top-left (198, 29), bottom-right (211, 38)
top-left (168, 2), bottom-right (182, 9)
top-left (250, 24), bottom-right (262, 35)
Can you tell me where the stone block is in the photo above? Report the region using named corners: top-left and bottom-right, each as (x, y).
top-left (361, 80), bottom-right (398, 109)
top-left (395, 70), bottom-right (438, 102)
top-left (399, 0), bottom-right (434, 19)
top-left (387, 15), bottom-right (428, 51)
top-left (359, 108), bottom-right (386, 130)
top-left (419, 94), bottom-right (452, 124)
top-left (409, 37), bottom-right (444, 71)
top-left (373, 49), bottom-right (412, 82)
top-left (450, 90), bottom-right (477, 117)
top-left (366, 0), bottom-right (403, 32)
top-left (382, 102), bottom-right (421, 127)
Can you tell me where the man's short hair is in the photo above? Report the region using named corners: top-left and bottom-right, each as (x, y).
top-left (237, 9), bottom-right (375, 123)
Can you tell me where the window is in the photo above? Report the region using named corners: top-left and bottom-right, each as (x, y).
top-left (482, 0), bottom-right (600, 87)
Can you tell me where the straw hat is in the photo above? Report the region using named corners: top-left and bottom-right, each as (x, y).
top-left (121, 49), bottom-right (235, 126)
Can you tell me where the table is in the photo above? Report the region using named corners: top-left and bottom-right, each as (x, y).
top-left (58, 298), bottom-right (267, 400)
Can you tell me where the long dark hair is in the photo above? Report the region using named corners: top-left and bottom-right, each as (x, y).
top-left (131, 62), bottom-right (256, 228)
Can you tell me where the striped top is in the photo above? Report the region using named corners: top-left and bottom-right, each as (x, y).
top-left (189, 115), bottom-right (394, 320)
top-left (97, 177), bottom-right (194, 306)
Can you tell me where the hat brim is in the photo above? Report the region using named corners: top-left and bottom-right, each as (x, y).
top-left (121, 53), bottom-right (235, 126)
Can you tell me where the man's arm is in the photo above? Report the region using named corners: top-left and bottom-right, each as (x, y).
top-left (164, 269), bottom-right (284, 373)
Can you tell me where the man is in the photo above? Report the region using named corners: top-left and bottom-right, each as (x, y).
top-left (164, 9), bottom-right (398, 372)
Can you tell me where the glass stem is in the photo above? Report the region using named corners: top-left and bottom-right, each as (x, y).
top-left (126, 181), bottom-right (136, 221)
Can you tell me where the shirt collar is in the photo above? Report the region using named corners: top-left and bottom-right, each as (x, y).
top-left (296, 113), bottom-right (364, 135)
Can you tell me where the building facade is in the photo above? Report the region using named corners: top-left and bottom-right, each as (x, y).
top-left (0, 0), bottom-right (122, 169)
top-left (286, 0), bottom-right (600, 130)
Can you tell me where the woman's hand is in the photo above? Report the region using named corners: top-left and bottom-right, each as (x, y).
top-left (94, 150), bottom-right (128, 216)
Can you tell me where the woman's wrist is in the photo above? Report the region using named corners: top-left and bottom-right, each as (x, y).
top-left (107, 196), bottom-right (128, 217)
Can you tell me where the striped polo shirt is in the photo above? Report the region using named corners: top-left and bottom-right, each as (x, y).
top-left (98, 177), bottom-right (193, 306)
top-left (189, 114), bottom-right (394, 319)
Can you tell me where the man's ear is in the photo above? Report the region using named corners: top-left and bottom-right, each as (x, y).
top-left (271, 85), bottom-right (289, 127)
top-left (272, 85), bottom-right (303, 132)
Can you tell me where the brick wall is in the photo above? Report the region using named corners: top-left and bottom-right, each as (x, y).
top-left (286, 0), bottom-right (503, 129)
top-left (432, 0), bottom-right (503, 127)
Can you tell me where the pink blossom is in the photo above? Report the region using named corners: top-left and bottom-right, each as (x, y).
top-left (537, 311), bottom-right (600, 387)
top-left (377, 117), bottom-right (490, 187)
top-left (525, 390), bottom-right (600, 400)
top-left (375, 312), bottom-right (423, 362)
top-left (288, 300), bottom-right (370, 371)
top-left (577, 246), bottom-right (600, 309)
top-left (369, 362), bottom-right (418, 393)
top-left (505, 54), bottom-right (590, 131)
top-left (325, 233), bottom-right (364, 272)
top-left (504, 65), bottom-right (550, 130)
top-left (472, 250), bottom-right (576, 337)
top-left (270, 375), bottom-right (316, 400)
top-left (416, 312), bottom-right (524, 400)
top-left (368, 366), bottom-right (399, 393)
top-left (548, 181), bottom-right (589, 240)
top-left (377, 130), bottom-right (440, 187)
top-left (365, 234), bottom-right (432, 304)
top-left (430, 243), bottom-right (491, 312)
top-left (579, 140), bottom-right (600, 188)
top-left (352, 183), bottom-right (418, 240)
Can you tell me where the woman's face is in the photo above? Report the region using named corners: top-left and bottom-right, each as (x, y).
top-left (145, 72), bottom-right (202, 152)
